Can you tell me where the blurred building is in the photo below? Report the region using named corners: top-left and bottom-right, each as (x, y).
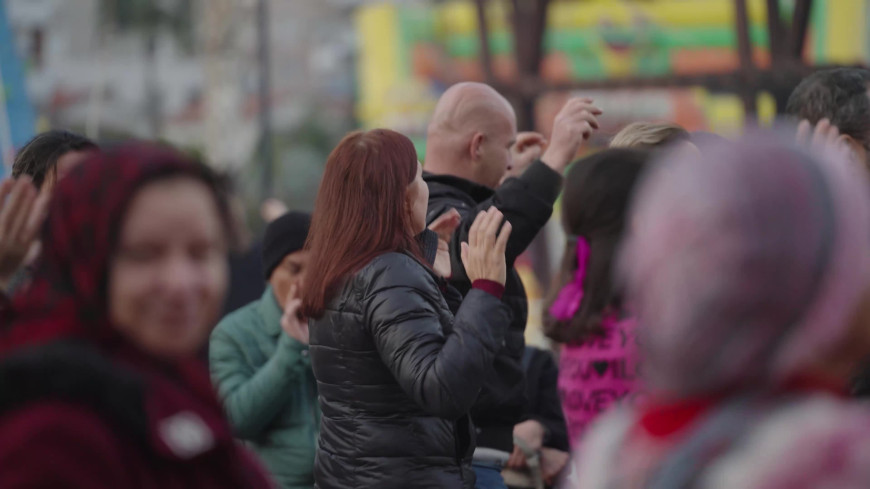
top-left (6, 0), bottom-right (356, 178)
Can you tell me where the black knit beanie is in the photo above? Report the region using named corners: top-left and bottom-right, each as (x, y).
top-left (262, 211), bottom-right (311, 279)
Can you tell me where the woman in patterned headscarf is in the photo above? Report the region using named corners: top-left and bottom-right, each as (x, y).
top-left (0, 144), bottom-right (273, 489)
top-left (574, 133), bottom-right (870, 489)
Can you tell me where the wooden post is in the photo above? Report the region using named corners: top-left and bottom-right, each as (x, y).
top-left (507, 0), bottom-right (553, 287)
top-left (765, 0), bottom-right (787, 60)
top-left (735, 0), bottom-right (758, 122)
top-left (474, 0), bottom-right (495, 83)
top-left (508, 0), bottom-right (550, 130)
top-left (790, 0), bottom-right (813, 60)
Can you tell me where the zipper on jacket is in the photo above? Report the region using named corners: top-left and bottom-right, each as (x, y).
top-left (307, 374), bottom-right (318, 448)
top-left (454, 421), bottom-right (465, 483)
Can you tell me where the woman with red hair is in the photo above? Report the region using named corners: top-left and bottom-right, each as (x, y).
top-left (303, 129), bottom-right (513, 489)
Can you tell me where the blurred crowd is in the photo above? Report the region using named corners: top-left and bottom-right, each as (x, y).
top-left (1, 67), bottom-right (870, 489)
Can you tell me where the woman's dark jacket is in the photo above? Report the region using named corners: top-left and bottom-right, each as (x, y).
top-left (309, 251), bottom-right (512, 489)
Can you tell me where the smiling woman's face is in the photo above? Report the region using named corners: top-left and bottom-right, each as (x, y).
top-left (108, 177), bottom-right (228, 359)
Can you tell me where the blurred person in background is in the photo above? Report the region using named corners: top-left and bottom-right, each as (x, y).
top-left (542, 149), bottom-right (650, 449)
top-left (0, 176), bottom-right (48, 320)
top-left (0, 130), bottom-right (98, 304)
top-left (210, 211), bottom-right (319, 489)
top-left (609, 121), bottom-right (690, 150)
top-left (423, 82), bottom-right (600, 489)
top-left (0, 145), bottom-right (272, 489)
top-left (787, 67), bottom-right (870, 168)
top-left (303, 128), bottom-right (514, 489)
top-left (575, 135), bottom-right (870, 489)
top-left (12, 130), bottom-right (98, 191)
top-left (789, 70), bottom-right (870, 395)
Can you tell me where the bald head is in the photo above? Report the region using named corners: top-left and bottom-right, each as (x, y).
top-left (425, 83), bottom-right (517, 188)
top-left (429, 83), bottom-right (515, 135)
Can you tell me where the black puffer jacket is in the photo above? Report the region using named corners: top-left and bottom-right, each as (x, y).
top-left (309, 251), bottom-right (512, 489)
top-left (425, 160), bottom-right (563, 451)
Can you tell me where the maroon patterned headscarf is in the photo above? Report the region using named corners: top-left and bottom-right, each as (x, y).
top-left (2, 143), bottom-right (230, 353)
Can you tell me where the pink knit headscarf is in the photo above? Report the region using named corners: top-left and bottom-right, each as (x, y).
top-left (619, 131), bottom-right (870, 398)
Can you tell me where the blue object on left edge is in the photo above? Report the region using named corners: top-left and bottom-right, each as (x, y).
top-left (0, 0), bottom-right (36, 179)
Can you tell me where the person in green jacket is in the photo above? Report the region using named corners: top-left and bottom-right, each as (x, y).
top-left (210, 211), bottom-right (319, 489)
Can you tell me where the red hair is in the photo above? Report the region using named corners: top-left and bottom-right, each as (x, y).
top-left (302, 129), bottom-right (422, 318)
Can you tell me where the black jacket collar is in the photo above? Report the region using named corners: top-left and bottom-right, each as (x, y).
top-left (423, 171), bottom-right (494, 204)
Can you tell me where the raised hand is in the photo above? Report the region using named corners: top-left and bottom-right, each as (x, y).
top-left (0, 177), bottom-right (50, 291)
top-left (796, 118), bottom-right (858, 167)
top-left (427, 208), bottom-right (461, 278)
top-left (460, 207), bottom-right (512, 285)
top-left (503, 132), bottom-right (548, 184)
top-left (280, 284), bottom-right (309, 345)
top-left (541, 98), bottom-right (603, 173)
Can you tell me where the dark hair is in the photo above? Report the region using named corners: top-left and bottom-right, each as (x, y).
top-left (786, 68), bottom-right (870, 149)
top-left (12, 130), bottom-right (98, 188)
top-left (301, 129), bottom-right (422, 318)
top-left (544, 149), bottom-right (651, 344)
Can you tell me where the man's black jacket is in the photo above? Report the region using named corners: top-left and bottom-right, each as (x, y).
top-left (424, 161), bottom-right (562, 451)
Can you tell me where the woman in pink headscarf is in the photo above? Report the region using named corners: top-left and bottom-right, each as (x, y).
top-left (574, 134), bottom-right (870, 489)
top-left (543, 148), bottom-right (652, 449)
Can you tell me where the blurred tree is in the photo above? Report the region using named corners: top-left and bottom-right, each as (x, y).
top-left (242, 112), bottom-right (339, 223)
top-left (97, 0), bottom-right (195, 137)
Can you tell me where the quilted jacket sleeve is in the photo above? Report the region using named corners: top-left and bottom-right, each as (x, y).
top-left (427, 161), bottom-right (562, 282)
top-left (364, 256), bottom-right (512, 419)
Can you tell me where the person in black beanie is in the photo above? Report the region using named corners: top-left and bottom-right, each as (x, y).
top-left (261, 211), bottom-right (312, 287)
top-left (209, 211), bottom-right (320, 489)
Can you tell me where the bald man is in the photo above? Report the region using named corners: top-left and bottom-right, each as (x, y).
top-left (424, 83), bottom-right (600, 489)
